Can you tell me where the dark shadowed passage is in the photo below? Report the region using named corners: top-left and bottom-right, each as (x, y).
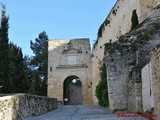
top-left (63, 76), bottom-right (83, 105)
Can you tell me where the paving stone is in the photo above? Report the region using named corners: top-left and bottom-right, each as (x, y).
top-left (23, 105), bottom-right (149, 120)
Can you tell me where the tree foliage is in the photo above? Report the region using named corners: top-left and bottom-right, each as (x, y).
top-left (8, 42), bottom-right (25, 92)
top-left (131, 9), bottom-right (139, 30)
top-left (0, 5), bottom-right (32, 93)
top-left (30, 31), bottom-right (48, 96)
top-left (95, 63), bottom-right (109, 107)
top-left (0, 5), bottom-right (49, 95)
top-left (0, 5), bottom-right (10, 93)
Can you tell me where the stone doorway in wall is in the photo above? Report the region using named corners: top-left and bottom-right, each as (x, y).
top-left (63, 76), bottom-right (83, 105)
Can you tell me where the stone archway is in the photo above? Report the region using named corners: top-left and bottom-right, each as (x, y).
top-left (63, 76), bottom-right (83, 105)
top-left (48, 39), bottom-right (93, 105)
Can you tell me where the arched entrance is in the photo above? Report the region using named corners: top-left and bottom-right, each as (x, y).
top-left (63, 76), bottom-right (83, 105)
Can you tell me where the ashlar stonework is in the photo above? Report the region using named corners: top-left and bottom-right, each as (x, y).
top-left (48, 38), bottom-right (93, 105)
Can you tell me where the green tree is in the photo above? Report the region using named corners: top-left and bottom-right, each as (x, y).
top-left (95, 63), bottom-right (109, 107)
top-left (29, 70), bottom-right (41, 95)
top-left (30, 31), bottom-right (48, 96)
top-left (0, 5), bottom-right (9, 93)
top-left (22, 56), bottom-right (33, 93)
top-left (8, 42), bottom-right (24, 92)
top-left (131, 9), bottom-right (139, 30)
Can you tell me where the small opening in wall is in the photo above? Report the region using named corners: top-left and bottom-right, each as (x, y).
top-left (100, 46), bottom-right (102, 49)
top-left (50, 67), bottom-right (52, 71)
top-left (86, 51), bottom-right (88, 54)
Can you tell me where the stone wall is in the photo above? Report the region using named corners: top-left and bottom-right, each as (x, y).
top-left (91, 0), bottom-right (160, 104)
top-left (0, 94), bottom-right (57, 120)
top-left (104, 6), bottom-right (160, 112)
top-left (151, 44), bottom-right (160, 119)
top-left (141, 62), bottom-right (154, 112)
top-left (67, 82), bottom-right (83, 104)
top-left (48, 38), bottom-right (93, 105)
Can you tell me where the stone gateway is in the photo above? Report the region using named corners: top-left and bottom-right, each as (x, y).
top-left (48, 38), bottom-right (93, 105)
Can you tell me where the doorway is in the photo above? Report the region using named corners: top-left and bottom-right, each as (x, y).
top-left (63, 76), bottom-right (83, 105)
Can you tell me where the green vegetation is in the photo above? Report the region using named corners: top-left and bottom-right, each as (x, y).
top-left (131, 9), bottom-right (139, 30)
top-left (0, 5), bottom-right (10, 93)
top-left (0, 5), bottom-right (48, 96)
top-left (97, 24), bottom-right (104, 38)
top-left (104, 42), bottom-right (123, 56)
top-left (104, 43), bottom-right (112, 54)
top-left (93, 17), bottom-right (111, 48)
top-left (112, 9), bottom-right (116, 15)
top-left (96, 63), bottom-right (109, 107)
top-left (30, 31), bottom-right (48, 96)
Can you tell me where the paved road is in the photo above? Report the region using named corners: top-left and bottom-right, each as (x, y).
top-left (24, 105), bottom-right (149, 120)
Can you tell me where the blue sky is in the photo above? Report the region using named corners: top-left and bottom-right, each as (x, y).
top-left (1, 0), bottom-right (116, 56)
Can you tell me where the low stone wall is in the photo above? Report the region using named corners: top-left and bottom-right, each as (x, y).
top-left (0, 93), bottom-right (57, 120)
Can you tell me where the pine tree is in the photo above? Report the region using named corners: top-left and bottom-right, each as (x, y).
top-left (30, 31), bottom-right (48, 96)
top-left (8, 42), bottom-right (24, 92)
top-left (23, 56), bottom-right (33, 93)
top-left (29, 70), bottom-right (41, 95)
top-left (0, 5), bottom-right (10, 93)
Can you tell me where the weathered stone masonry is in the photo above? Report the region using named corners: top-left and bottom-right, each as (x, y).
top-left (104, 4), bottom-right (160, 113)
top-left (151, 44), bottom-right (160, 119)
top-left (92, 0), bottom-right (160, 104)
top-left (48, 38), bottom-right (93, 105)
top-left (0, 94), bottom-right (57, 120)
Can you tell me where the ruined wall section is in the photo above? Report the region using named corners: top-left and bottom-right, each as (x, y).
top-left (92, 0), bottom-right (160, 104)
top-left (151, 44), bottom-right (160, 119)
top-left (104, 6), bottom-right (160, 112)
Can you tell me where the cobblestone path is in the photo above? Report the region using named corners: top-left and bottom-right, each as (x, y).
top-left (24, 105), bottom-right (149, 120)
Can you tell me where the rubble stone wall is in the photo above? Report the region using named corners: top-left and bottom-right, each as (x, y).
top-left (92, 0), bottom-right (160, 104)
top-left (151, 44), bottom-right (160, 119)
top-left (0, 94), bottom-right (57, 120)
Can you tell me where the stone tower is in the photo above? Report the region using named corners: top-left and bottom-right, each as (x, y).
top-left (48, 38), bottom-right (93, 105)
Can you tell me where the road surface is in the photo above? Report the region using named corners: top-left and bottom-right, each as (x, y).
top-left (24, 105), bottom-right (149, 120)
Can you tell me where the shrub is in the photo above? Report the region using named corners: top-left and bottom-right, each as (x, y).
top-left (95, 63), bottom-right (109, 107)
top-left (131, 9), bottom-right (139, 30)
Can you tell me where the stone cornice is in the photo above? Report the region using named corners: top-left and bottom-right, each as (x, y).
top-left (56, 64), bottom-right (88, 69)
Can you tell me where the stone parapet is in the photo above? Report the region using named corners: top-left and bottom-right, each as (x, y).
top-left (0, 94), bottom-right (57, 120)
